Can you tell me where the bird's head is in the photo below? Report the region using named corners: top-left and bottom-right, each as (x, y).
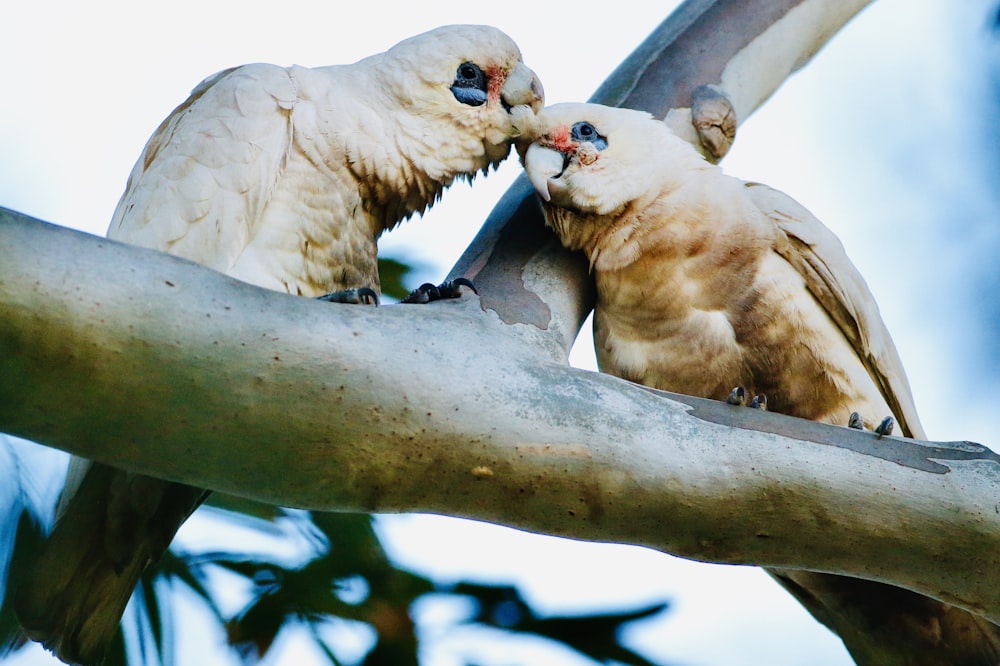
top-left (515, 102), bottom-right (711, 268)
top-left (516, 102), bottom-right (678, 216)
top-left (378, 25), bottom-right (544, 174)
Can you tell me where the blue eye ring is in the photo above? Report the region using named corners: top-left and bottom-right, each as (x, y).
top-left (571, 122), bottom-right (607, 150)
top-left (451, 62), bottom-right (488, 107)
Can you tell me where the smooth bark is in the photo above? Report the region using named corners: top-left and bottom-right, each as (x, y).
top-left (1, 209), bottom-right (999, 625)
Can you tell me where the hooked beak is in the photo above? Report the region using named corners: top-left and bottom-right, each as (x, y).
top-left (523, 143), bottom-right (567, 203)
top-left (501, 62), bottom-right (544, 114)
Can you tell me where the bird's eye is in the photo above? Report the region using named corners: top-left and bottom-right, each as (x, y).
top-left (571, 122), bottom-right (607, 150)
top-left (451, 62), bottom-right (488, 107)
top-left (458, 63), bottom-right (479, 81)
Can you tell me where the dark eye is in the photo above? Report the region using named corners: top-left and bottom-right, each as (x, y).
top-left (451, 62), bottom-right (488, 107)
top-left (571, 122), bottom-right (607, 150)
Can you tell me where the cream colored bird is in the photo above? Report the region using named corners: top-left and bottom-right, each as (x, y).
top-left (15, 25), bottom-right (543, 666)
top-left (517, 102), bottom-right (1000, 665)
top-left (110, 24), bottom-right (543, 299)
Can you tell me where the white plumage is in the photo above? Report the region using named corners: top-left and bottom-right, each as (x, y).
top-left (109, 24), bottom-right (543, 297)
top-left (518, 101), bottom-right (1000, 665)
top-left (518, 102), bottom-right (920, 434)
top-left (15, 25), bottom-right (543, 666)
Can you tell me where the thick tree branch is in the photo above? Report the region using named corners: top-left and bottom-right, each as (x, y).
top-left (1, 209), bottom-right (999, 625)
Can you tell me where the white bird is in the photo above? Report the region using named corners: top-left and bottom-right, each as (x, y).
top-left (109, 24), bottom-right (543, 298)
top-left (517, 101), bottom-right (1000, 665)
top-left (15, 25), bottom-right (543, 666)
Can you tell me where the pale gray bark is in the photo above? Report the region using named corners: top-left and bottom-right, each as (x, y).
top-left (2, 203), bottom-right (999, 624)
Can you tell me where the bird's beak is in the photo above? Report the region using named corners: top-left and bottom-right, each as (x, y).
top-left (502, 62), bottom-right (544, 114)
top-left (523, 143), bottom-right (566, 202)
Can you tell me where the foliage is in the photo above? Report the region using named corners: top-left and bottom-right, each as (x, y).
top-left (1, 490), bottom-right (671, 665)
top-left (378, 257), bottom-right (420, 302)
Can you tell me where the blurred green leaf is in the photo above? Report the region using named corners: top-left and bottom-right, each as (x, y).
top-left (454, 581), bottom-right (670, 666)
top-left (378, 257), bottom-right (419, 301)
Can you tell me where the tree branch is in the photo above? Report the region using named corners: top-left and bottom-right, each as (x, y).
top-left (1, 208), bottom-right (999, 625)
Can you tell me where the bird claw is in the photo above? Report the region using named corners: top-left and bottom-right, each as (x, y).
top-left (399, 277), bottom-right (478, 304)
top-left (726, 387), bottom-right (767, 410)
top-left (846, 412), bottom-right (894, 438)
top-left (315, 287), bottom-right (380, 306)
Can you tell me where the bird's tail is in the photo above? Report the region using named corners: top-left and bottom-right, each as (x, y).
top-left (13, 461), bottom-right (205, 665)
top-left (771, 569), bottom-right (1000, 666)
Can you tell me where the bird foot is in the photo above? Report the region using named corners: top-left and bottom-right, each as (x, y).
top-left (726, 387), bottom-right (767, 410)
top-left (315, 287), bottom-right (380, 306)
top-left (847, 412), bottom-right (895, 438)
top-left (875, 416), bottom-right (894, 438)
top-left (399, 277), bottom-right (478, 304)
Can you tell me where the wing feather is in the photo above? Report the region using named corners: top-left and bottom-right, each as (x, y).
top-left (106, 64), bottom-right (296, 273)
top-left (744, 182), bottom-right (925, 438)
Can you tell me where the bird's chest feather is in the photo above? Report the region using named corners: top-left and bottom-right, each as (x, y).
top-left (593, 255), bottom-right (755, 400)
top-left (592, 245), bottom-right (883, 423)
top-left (228, 152), bottom-right (382, 297)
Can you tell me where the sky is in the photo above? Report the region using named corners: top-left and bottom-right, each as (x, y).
top-left (2, 1), bottom-right (998, 665)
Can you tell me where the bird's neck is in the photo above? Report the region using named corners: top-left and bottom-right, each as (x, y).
top-left (562, 168), bottom-right (745, 273)
top-left (292, 65), bottom-right (500, 235)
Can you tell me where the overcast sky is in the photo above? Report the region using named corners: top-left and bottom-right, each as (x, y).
top-left (3, 1), bottom-right (998, 665)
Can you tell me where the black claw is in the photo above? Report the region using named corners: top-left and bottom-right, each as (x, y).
top-left (875, 416), bottom-right (894, 439)
top-left (406, 283), bottom-right (441, 303)
top-left (847, 412), bottom-right (864, 430)
top-left (315, 287), bottom-right (379, 306)
top-left (400, 277), bottom-right (478, 304)
top-left (749, 394), bottom-right (767, 411)
top-left (726, 386), bottom-right (747, 407)
top-left (447, 276), bottom-right (478, 294)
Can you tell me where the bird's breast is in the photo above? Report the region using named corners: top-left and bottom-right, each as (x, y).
top-left (593, 250), bottom-right (890, 426)
top-left (227, 152), bottom-right (382, 297)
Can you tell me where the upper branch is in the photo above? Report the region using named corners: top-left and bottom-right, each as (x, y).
top-left (449, 0), bottom-right (876, 357)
